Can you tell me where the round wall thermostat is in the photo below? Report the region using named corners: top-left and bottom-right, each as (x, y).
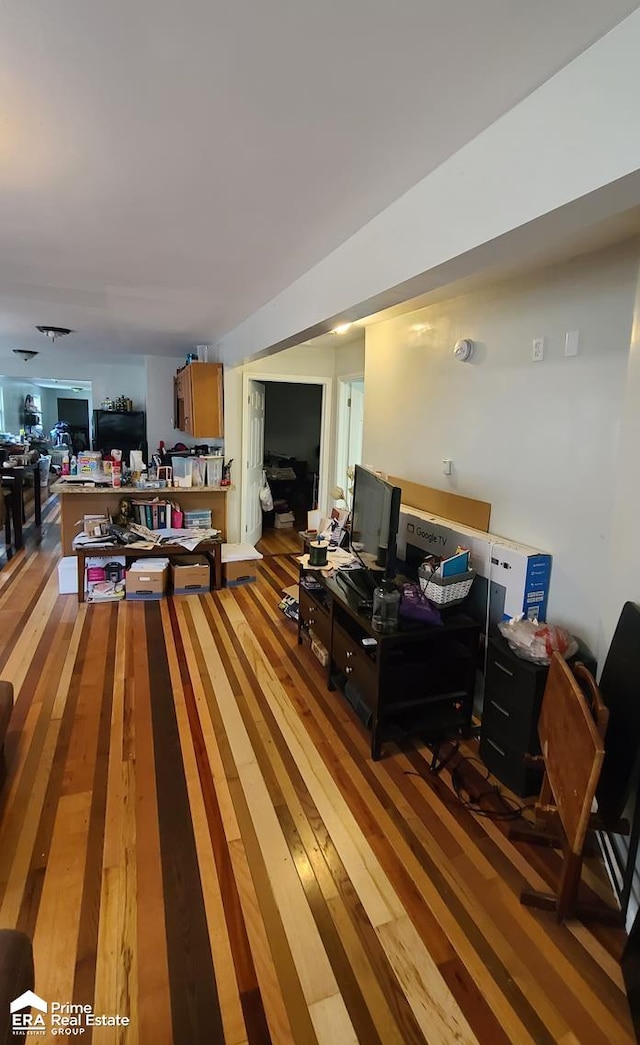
top-left (453, 338), bottom-right (474, 362)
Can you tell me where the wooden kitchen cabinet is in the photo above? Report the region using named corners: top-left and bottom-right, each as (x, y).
top-left (174, 361), bottom-right (224, 438)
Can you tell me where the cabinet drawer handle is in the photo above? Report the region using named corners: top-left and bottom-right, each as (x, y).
top-left (495, 661), bottom-right (514, 678)
top-left (346, 649), bottom-right (353, 658)
top-left (308, 618), bottom-right (315, 625)
top-left (345, 665), bottom-right (353, 675)
top-left (491, 700), bottom-right (510, 718)
top-left (486, 737), bottom-right (506, 757)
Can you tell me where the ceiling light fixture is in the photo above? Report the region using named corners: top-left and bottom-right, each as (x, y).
top-left (13, 349), bottom-right (39, 362)
top-left (36, 325), bottom-right (73, 342)
top-left (331, 323), bottom-right (352, 335)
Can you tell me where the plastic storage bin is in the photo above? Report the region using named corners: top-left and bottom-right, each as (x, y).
top-left (171, 457), bottom-right (192, 487)
top-left (201, 455), bottom-right (223, 487)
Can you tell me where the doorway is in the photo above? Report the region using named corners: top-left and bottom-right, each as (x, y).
top-left (57, 397), bottom-right (90, 455)
top-left (335, 375), bottom-right (364, 505)
top-left (241, 373), bottom-right (332, 547)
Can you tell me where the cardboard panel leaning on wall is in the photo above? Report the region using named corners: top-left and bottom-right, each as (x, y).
top-left (363, 241), bottom-right (639, 653)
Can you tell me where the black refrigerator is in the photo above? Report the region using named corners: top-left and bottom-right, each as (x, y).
top-left (92, 410), bottom-right (148, 464)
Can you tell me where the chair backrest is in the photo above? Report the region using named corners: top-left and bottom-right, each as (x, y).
top-left (538, 653), bottom-right (605, 856)
top-left (574, 661), bottom-right (609, 739)
top-left (596, 602), bottom-right (640, 829)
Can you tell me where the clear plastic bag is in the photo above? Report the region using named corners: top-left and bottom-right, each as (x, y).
top-left (498, 616), bottom-right (578, 664)
top-left (259, 472), bottom-right (274, 512)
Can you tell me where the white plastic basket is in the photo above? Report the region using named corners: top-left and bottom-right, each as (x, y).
top-left (418, 565), bottom-right (475, 607)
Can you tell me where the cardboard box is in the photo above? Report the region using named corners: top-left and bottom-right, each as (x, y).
top-left (171, 554), bottom-right (210, 594)
top-left (275, 511), bottom-right (295, 529)
top-left (224, 560), bottom-right (258, 586)
top-left (77, 451), bottom-right (102, 475)
top-left (57, 556), bottom-right (78, 595)
top-left (397, 507), bottom-right (551, 624)
top-left (126, 558), bottom-right (169, 600)
top-left (221, 543), bottom-right (263, 587)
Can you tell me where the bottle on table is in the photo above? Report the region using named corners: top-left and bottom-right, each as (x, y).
top-left (371, 578), bottom-right (400, 634)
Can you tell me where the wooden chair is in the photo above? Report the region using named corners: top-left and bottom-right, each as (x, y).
top-left (510, 653), bottom-right (620, 923)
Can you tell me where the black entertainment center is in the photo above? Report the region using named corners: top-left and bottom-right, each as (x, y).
top-left (296, 568), bottom-right (476, 756)
top-left (298, 567), bottom-right (480, 759)
top-left (299, 467), bottom-right (479, 759)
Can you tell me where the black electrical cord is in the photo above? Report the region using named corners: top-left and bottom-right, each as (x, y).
top-left (404, 750), bottom-right (534, 822)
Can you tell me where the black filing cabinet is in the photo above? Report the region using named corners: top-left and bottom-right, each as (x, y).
top-left (479, 632), bottom-right (596, 796)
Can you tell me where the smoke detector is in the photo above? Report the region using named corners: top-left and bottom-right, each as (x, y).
top-left (36, 325), bottom-right (73, 342)
top-left (13, 349), bottom-right (39, 362)
top-left (453, 338), bottom-right (474, 363)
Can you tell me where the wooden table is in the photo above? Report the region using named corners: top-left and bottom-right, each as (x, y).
top-left (2, 463), bottom-right (41, 549)
top-left (75, 540), bottom-right (222, 603)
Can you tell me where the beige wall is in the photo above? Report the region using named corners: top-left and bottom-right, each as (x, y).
top-left (364, 241), bottom-right (639, 657)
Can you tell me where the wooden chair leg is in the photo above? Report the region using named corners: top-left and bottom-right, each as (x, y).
top-left (556, 847), bottom-right (583, 922)
top-left (3, 495), bottom-right (11, 546)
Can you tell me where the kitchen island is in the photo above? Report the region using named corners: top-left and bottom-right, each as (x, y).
top-left (52, 480), bottom-right (230, 555)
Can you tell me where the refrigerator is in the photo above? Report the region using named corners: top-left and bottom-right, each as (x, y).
top-left (92, 410), bottom-right (148, 465)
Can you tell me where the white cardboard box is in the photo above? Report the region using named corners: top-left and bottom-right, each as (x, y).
top-left (57, 556), bottom-right (78, 595)
top-left (397, 506), bottom-right (551, 624)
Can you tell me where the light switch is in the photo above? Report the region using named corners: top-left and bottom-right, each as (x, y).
top-left (564, 330), bottom-right (579, 357)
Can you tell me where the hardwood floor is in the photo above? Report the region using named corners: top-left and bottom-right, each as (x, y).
top-left (0, 498), bottom-right (633, 1044)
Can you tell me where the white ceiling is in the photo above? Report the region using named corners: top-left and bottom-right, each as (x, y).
top-left (0, 1), bottom-right (638, 361)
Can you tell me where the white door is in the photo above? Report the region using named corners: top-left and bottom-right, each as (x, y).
top-left (244, 380), bottom-right (265, 546)
top-left (335, 377), bottom-right (364, 500)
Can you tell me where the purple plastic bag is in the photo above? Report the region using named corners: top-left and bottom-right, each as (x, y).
top-left (399, 583), bottom-right (442, 625)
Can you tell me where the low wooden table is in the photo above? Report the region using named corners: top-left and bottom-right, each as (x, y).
top-left (75, 540), bottom-right (222, 603)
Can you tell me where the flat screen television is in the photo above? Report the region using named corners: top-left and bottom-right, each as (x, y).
top-left (349, 465), bottom-right (401, 580)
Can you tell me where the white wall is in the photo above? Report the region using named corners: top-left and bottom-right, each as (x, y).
top-left (216, 11), bottom-right (640, 367)
top-left (1, 381), bottom-right (36, 434)
top-left (40, 386), bottom-right (91, 436)
top-left (0, 353), bottom-right (145, 412)
top-left (364, 242), bottom-right (640, 655)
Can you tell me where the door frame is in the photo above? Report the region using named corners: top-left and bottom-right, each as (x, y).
top-left (334, 371), bottom-right (364, 500)
top-left (241, 371), bottom-right (333, 543)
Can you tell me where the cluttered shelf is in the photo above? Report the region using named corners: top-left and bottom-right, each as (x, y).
top-left (52, 480), bottom-right (231, 555)
top-left (73, 539), bottom-right (222, 604)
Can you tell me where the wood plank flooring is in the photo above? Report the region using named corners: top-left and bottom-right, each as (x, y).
top-left (0, 498), bottom-right (633, 1044)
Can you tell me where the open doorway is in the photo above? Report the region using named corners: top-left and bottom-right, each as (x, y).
top-left (241, 372), bottom-right (332, 547)
top-left (335, 375), bottom-right (364, 505)
top-left (57, 396), bottom-right (90, 454)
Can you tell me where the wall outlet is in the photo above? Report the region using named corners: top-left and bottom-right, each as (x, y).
top-left (532, 337), bottom-right (545, 362)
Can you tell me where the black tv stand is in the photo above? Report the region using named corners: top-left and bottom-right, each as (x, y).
top-left (298, 565), bottom-right (480, 760)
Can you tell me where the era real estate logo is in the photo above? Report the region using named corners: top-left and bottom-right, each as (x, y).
top-left (10, 989), bottom-right (130, 1036)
